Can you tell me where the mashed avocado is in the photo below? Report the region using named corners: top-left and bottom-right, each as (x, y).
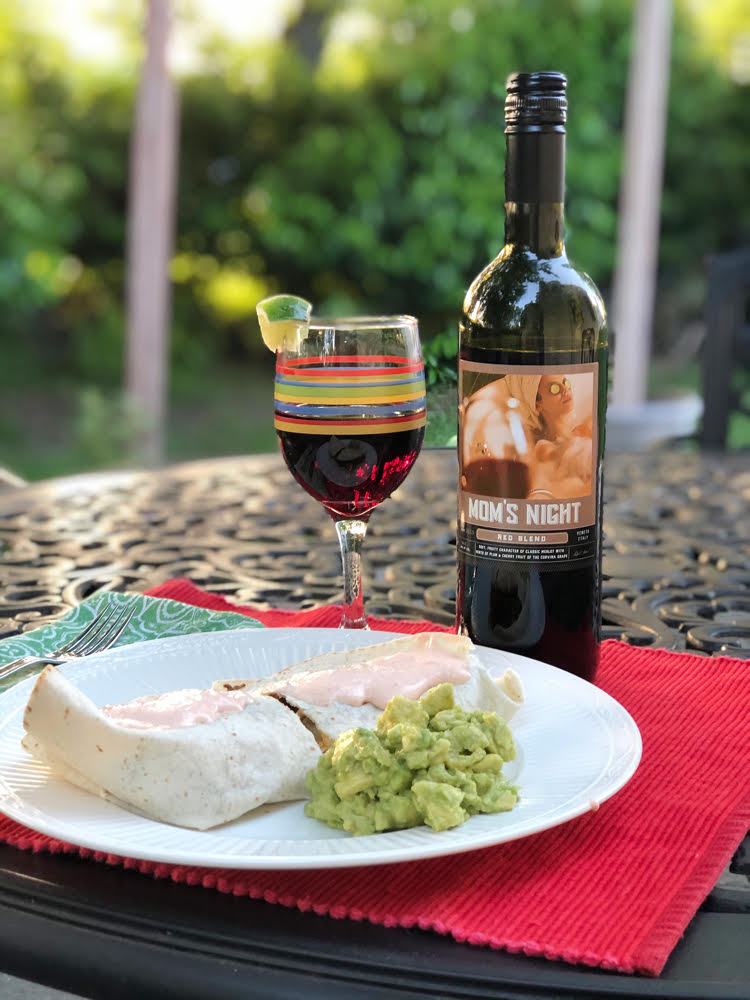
top-left (304, 683), bottom-right (518, 835)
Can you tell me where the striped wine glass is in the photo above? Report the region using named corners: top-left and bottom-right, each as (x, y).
top-left (274, 316), bottom-right (426, 628)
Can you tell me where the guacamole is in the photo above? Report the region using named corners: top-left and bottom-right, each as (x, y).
top-left (304, 683), bottom-right (519, 835)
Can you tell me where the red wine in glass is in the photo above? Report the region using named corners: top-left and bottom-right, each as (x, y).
top-left (274, 316), bottom-right (426, 627)
top-left (277, 428), bottom-right (424, 520)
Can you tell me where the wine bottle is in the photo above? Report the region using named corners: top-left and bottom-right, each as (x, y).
top-left (456, 71), bottom-right (608, 682)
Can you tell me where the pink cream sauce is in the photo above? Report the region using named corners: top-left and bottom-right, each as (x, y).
top-left (274, 648), bottom-right (471, 709)
top-left (101, 688), bottom-right (254, 731)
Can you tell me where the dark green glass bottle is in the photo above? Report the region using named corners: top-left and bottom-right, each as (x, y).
top-left (456, 72), bottom-right (608, 681)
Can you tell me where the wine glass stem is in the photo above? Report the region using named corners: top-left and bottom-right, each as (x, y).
top-left (335, 518), bottom-right (369, 629)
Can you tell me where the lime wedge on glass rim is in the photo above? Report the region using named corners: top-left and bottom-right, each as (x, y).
top-left (256, 294), bottom-right (313, 352)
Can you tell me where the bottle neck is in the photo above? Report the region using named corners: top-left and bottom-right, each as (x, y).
top-left (504, 128), bottom-right (566, 256)
top-left (504, 202), bottom-right (565, 256)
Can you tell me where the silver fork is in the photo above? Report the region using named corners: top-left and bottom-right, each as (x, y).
top-left (0, 603), bottom-right (136, 683)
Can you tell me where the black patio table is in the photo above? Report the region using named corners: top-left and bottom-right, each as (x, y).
top-left (0, 447), bottom-right (747, 999)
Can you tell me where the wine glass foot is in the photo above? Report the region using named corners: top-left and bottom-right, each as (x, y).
top-left (338, 615), bottom-right (370, 630)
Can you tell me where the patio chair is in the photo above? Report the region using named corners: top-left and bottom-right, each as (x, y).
top-left (700, 247), bottom-right (750, 449)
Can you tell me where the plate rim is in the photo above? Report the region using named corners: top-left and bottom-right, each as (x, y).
top-left (0, 627), bottom-right (642, 869)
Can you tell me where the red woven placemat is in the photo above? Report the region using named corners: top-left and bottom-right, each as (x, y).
top-left (1, 577), bottom-right (748, 976)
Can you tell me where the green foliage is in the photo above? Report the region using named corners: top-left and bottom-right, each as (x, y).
top-left (72, 386), bottom-right (148, 469)
top-left (423, 328), bottom-right (458, 388)
top-left (425, 382), bottom-right (458, 448)
top-left (0, 0), bottom-right (749, 473)
top-left (0, 2), bottom-right (131, 384)
top-left (727, 366), bottom-right (750, 449)
top-left (422, 325), bottom-right (459, 443)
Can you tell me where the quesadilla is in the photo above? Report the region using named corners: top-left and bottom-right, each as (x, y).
top-left (21, 633), bottom-right (523, 831)
top-left (21, 665), bottom-right (320, 830)
top-left (214, 633), bottom-right (524, 748)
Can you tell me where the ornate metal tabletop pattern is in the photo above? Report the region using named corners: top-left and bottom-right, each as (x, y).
top-left (1, 448), bottom-right (749, 657)
top-left (0, 446), bottom-right (748, 914)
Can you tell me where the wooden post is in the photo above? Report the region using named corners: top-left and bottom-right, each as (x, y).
top-left (610, 0), bottom-right (673, 410)
top-left (125, 0), bottom-right (179, 466)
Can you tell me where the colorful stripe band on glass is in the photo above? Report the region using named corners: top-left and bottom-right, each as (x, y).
top-left (274, 355), bottom-right (426, 435)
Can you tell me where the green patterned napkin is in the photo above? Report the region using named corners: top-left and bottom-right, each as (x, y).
top-left (0, 591), bottom-right (263, 691)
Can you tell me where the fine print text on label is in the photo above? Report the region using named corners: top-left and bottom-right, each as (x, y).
top-left (457, 524), bottom-right (596, 567)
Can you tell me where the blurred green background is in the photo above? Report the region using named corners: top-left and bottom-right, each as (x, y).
top-left (1, 0), bottom-right (748, 479)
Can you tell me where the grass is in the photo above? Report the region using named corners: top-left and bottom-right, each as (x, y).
top-left (647, 357), bottom-right (750, 449)
top-left (0, 367), bottom-right (453, 482)
top-left (166, 364), bottom-right (278, 462)
top-left (1, 355), bottom-right (744, 484)
top-left (647, 358), bottom-right (702, 398)
top-left (0, 383), bottom-right (79, 480)
top-left (0, 362), bottom-right (278, 482)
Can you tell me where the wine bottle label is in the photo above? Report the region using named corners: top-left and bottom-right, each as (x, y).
top-left (457, 361), bottom-right (599, 569)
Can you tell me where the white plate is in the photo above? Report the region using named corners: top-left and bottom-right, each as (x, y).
top-left (0, 628), bottom-right (641, 869)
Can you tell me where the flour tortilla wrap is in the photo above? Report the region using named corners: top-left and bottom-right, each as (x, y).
top-left (214, 633), bottom-right (524, 747)
top-left (21, 666), bottom-right (320, 830)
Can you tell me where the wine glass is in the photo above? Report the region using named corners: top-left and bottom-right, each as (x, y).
top-left (274, 316), bottom-right (426, 628)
